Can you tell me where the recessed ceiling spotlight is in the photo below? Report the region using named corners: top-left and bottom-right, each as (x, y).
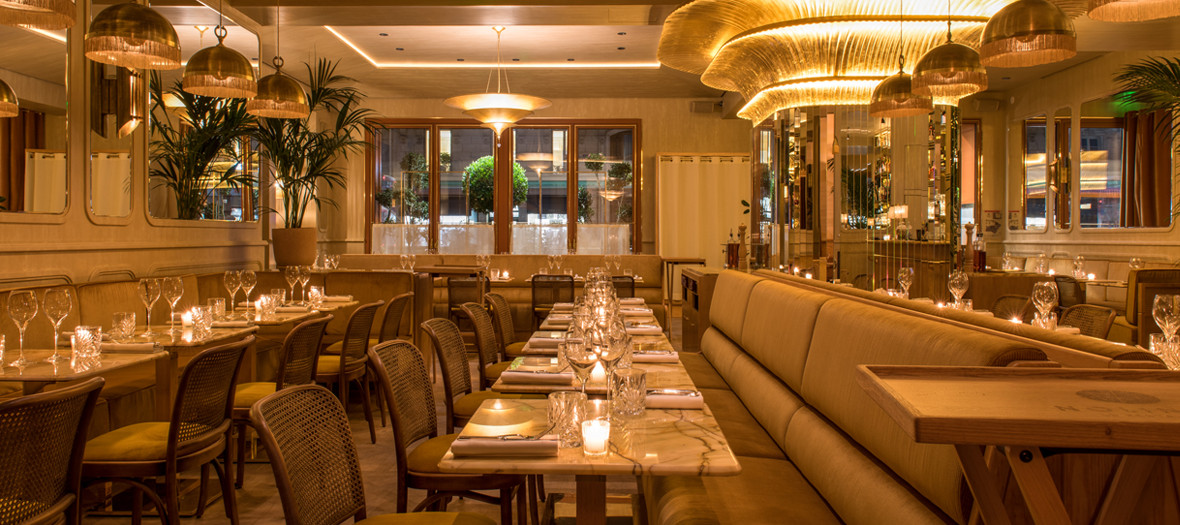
top-left (379, 32), bottom-right (388, 37)
top-left (617, 32), bottom-right (626, 36)
top-left (512, 58), bottom-right (520, 61)
top-left (396, 47), bottom-right (404, 51)
top-left (457, 58), bottom-right (465, 61)
top-left (617, 47), bottom-right (625, 50)
top-left (567, 58), bottom-right (575, 61)
top-left (1001, 76), bottom-right (1011, 80)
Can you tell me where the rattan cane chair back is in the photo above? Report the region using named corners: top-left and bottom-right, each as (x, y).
top-left (367, 341), bottom-right (437, 470)
top-left (1053, 275), bottom-right (1086, 311)
top-left (421, 318), bottom-right (474, 411)
top-left (275, 316), bottom-right (332, 389)
top-left (171, 336), bottom-right (252, 456)
top-left (991, 295), bottom-right (1034, 322)
top-left (460, 302), bottom-right (501, 371)
top-left (448, 276), bottom-right (489, 311)
top-left (1060, 304), bottom-right (1117, 339)
top-left (0, 377), bottom-right (102, 525)
top-left (378, 292), bottom-right (414, 343)
top-left (531, 274), bottom-right (574, 309)
top-left (251, 385), bottom-right (366, 525)
top-left (339, 301), bottom-right (384, 363)
top-left (611, 275), bottom-right (636, 298)
top-left (484, 293), bottom-right (518, 347)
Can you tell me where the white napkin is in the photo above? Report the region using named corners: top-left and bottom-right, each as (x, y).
top-left (633, 352), bottom-right (678, 364)
top-left (212, 320), bottom-right (251, 328)
top-left (523, 345), bottom-right (558, 355)
top-left (450, 435), bottom-right (560, 457)
top-left (527, 332), bottom-right (565, 348)
top-left (626, 325), bottom-right (662, 336)
top-left (1056, 326), bottom-right (1082, 335)
top-left (619, 297), bottom-right (645, 306)
top-left (323, 295), bottom-right (353, 302)
top-left (547, 313), bottom-right (573, 322)
top-left (499, 371), bottom-right (574, 384)
top-left (276, 306), bottom-right (309, 313)
top-left (621, 307), bottom-right (653, 317)
top-left (100, 342), bottom-right (157, 353)
top-left (552, 302), bottom-right (575, 311)
top-left (646, 393), bottom-right (705, 409)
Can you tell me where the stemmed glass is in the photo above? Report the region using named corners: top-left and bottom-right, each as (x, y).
top-left (328, 255), bottom-right (340, 269)
top-left (947, 270), bottom-right (969, 307)
top-left (298, 266), bottom-right (312, 305)
top-left (7, 290), bottom-right (38, 368)
top-left (897, 267), bottom-right (914, 298)
top-left (162, 277), bottom-right (184, 335)
top-left (137, 278), bottom-right (161, 337)
top-left (43, 287), bottom-right (73, 363)
top-left (563, 339), bottom-right (599, 394)
top-left (1031, 281), bottom-right (1059, 326)
top-left (223, 270), bottom-right (241, 318)
top-left (240, 270), bottom-right (257, 318)
top-left (283, 266), bottom-right (299, 305)
top-left (1152, 295), bottom-right (1180, 343)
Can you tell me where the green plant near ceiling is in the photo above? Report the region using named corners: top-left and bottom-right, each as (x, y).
top-left (462, 155), bottom-right (527, 216)
top-left (148, 73), bottom-right (256, 220)
top-left (1115, 56), bottom-right (1180, 141)
top-left (254, 58), bottom-right (373, 228)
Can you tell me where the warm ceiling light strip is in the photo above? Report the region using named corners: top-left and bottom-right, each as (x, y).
top-left (1088, 0), bottom-right (1180, 20)
top-left (738, 78), bottom-right (884, 122)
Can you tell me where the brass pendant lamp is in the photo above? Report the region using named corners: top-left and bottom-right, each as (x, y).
top-left (0, 0), bottom-right (74, 30)
top-left (444, 26), bottom-right (550, 140)
top-left (870, 0), bottom-right (933, 119)
top-left (913, 0), bottom-right (988, 104)
top-left (0, 79), bottom-right (18, 118)
top-left (84, 2), bottom-right (181, 70)
top-left (246, 0), bottom-right (307, 118)
top-left (182, 0), bottom-right (256, 98)
top-left (979, 0), bottom-right (1075, 68)
top-left (1088, 0), bottom-right (1180, 22)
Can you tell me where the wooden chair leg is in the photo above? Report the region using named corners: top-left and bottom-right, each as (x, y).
top-left (235, 422), bottom-right (247, 489)
top-left (358, 374), bottom-right (377, 444)
top-left (517, 484), bottom-right (527, 525)
top-left (213, 458), bottom-right (239, 524)
top-left (131, 486), bottom-right (143, 525)
top-left (500, 488), bottom-right (513, 525)
top-left (194, 463), bottom-right (209, 517)
top-left (528, 476), bottom-right (540, 525)
top-left (164, 472), bottom-right (180, 525)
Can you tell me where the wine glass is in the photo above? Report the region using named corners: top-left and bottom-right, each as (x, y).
top-left (161, 277), bottom-right (184, 335)
top-left (563, 339), bottom-right (599, 394)
top-left (1153, 294), bottom-right (1180, 342)
top-left (1130, 257), bottom-right (1145, 270)
top-left (240, 270), bottom-right (257, 318)
top-left (7, 290), bottom-right (38, 368)
top-left (283, 266), bottom-right (299, 305)
top-left (1032, 281), bottom-right (1059, 326)
top-left (223, 270), bottom-right (241, 318)
top-left (137, 278), bottom-right (161, 337)
top-left (43, 287), bottom-right (73, 363)
top-left (897, 267), bottom-right (914, 298)
top-left (400, 254), bottom-right (410, 271)
top-left (329, 255), bottom-right (340, 269)
top-left (298, 266), bottom-right (312, 305)
top-left (947, 270), bottom-right (969, 307)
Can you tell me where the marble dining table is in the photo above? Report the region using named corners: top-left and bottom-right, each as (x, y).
top-left (438, 398), bottom-right (741, 525)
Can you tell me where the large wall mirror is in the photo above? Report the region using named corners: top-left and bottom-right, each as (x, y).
top-left (0, 24), bottom-right (68, 214)
top-left (1078, 94), bottom-right (1172, 228)
top-left (1053, 106), bottom-right (1071, 230)
top-left (88, 59), bottom-right (138, 218)
top-left (1019, 114), bottom-right (1047, 231)
top-left (140, 2), bottom-right (261, 221)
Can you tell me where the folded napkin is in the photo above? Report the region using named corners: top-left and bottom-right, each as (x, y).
top-left (102, 339), bottom-right (156, 351)
top-left (552, 302), bottom-right (575, 311)
top-left (970, 309), bottom-right (992, 315)
top-left (646, 392), bottom-right (705, 410)
top-left (633, 352), bottom-right (678, 364)
top-left (522, 345), bottom-right (558, 355)
top-left (1056, 326), bottom-right (1082, 335)
top-left (499, 370), bottom-right (574, 384)
top-left (547, 313), bottom-right (573, 322)
top-left (212, 320), bottom-right (251, 328)
top-left (626, 325), bottom-right (662, 336)
top-left (528, 332), bottom-right (565, 348)
top-left (911, 297), bottom-right (934, 304)
top-left (619, 297), bottom-right (645, 306)
top-left (276, 306), bottom-right (309, 313)
top-left (621, 307), bottom-right (653, 317)
top-left (323, 295), bottom-right (353, 302)
top-left (450, 435), bottom-right (559, 457)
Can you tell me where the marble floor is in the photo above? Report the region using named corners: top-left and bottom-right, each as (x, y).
top-left (88, 309), bottom-right (685, 525)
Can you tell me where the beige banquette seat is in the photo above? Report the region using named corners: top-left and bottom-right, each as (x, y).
top-left (645, 271), bottom-right (1047, 524)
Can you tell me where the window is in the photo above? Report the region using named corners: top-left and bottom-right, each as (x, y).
top-left (1078, 123), bottom-right (1124, 228)
top-left (1023, 117), bottom-right (1047, 230)
top-left (367, 119), bottom-right (640, 254)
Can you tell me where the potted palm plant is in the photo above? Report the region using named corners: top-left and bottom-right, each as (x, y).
top-left (254, 58), bottom-right (372, 265)
top-left (148, 74), bottom-right (256, 220)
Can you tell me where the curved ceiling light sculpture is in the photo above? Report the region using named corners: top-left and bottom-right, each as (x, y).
top-left (658, 0), bottom-right (1010, 123)
top-left (445, 26), bottom-right (551, 139)
top-left (1087, 0), bottom-right (1180, 21)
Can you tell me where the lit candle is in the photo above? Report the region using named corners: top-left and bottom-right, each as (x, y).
top-left (590, 362), bottom-right (607, 383)
top-left (1087, 273), bottom-right (1096, 280)
top-left (804, 272), bottom-right (813, 279)
top-left (181, 311), bottom-right (194, 327)
top-left (1047, 269), bottom-right (1056, 276)
top-left (936, 302), bottom-right (945, 309)
top-left (1010, 317), bottom-right (1022, 324)
top-left (582, 418), bottom-right (610, 456)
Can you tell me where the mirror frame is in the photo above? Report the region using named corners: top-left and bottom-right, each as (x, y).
top-left (1018, 113), bottom-right (1049, 233)
top-left (1052, 106), bottom-right (1072, 232)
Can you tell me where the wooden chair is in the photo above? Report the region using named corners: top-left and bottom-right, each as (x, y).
top-left (460, 302), bottom-right (511, 390)
top-left (367, 340), bottom-right (528, 523)
top-left (485, 292), bottom-right (525, 357)
top-left (421, 317), bottom-right (544, 434)
top-left (991, 294), bottom-right (1034, 322)
top-left (1053, 275), bottom-right (1086, 311)
top-left (448, 276), bottom-right (490, 327)
top-left (531, 274), bottom-right (573, 327)
top-left (322, 291), bottom-right (413, 354)
top-left (611, 275), bottom-right (636, 298)
top-left (0, 377), bottom-right (102, 525)
top-left (231, 315), bottom-right (331, 488)
top-left (316, 300), bottom-right (383, 444)
top-left (83, 337), bottom-right (252, 525)
top-left (1060, 304), bottom-right (1117, 339)
top-left (249, 384), bottom-right (494, 525)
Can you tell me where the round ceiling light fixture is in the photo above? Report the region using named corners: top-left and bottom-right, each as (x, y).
top-left (84, 2), bottom-right (181, 70)
top-left (979, 0), bottom-right (1076, 68)
top-left (444, 27), bottom-right (551, 139)
top-left (0, 79), bottom-right (19, 118)
top-left (0, 0), bottom-right (75, 30)
top-left (913, 0), bottom-right (989, 104)
top-left (247, 0), bottom-right (307, 118)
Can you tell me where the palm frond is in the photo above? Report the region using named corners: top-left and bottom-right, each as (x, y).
top-left (1115, 56), bottom-right (1180, 142)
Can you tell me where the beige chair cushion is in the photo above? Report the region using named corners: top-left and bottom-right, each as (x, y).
top-left (505, 341), bottom-right (526, 357)
top-left (482, 361), bottom-right (512, 382)
top-left (407, 434), bottom-right (459, 474)
top-left (701, 456), bottom-right (843, 525)
top-left (678, 353), bottom-right (729, 391)
top-left (697, 388), bottom-right (785, 460)
top-left (234, 382), bottom-right (277, 410)
top-left (84, 422), bottom-right (170, 462)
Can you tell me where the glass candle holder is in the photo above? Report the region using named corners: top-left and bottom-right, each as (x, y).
top-left (206, 298), bottom-right (226, 320)
top-left (581, 418), bottom-right (610, 456)
top-left (548, 391), bottom-right (587, 448)
top-left (611, 368), bottom-right (647, 416)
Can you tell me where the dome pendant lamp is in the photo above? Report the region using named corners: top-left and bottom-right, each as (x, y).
top-left (247, 0), bottom-right (307, 118)
top-left (0, 79), bottom-right (19, 118)
top-left (84, 2), bottom-right (181, 70)
top-left (444, 26), bottom-right (550, 140)
top-left (182, 0), bottom-right (256, 98)
top-left (980, 0), bottom-right (1076, 68)
top-left (870, 0), bottom-right (933, 119)
top-left (0, 0), bottom-right (75, 30)
top-left (912, 0), bottom-right (988, 104)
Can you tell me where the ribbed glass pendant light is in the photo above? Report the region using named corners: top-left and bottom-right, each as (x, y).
top-left (979, 0), bottom-right (1076, 68)
top-left (0, 79), bottom-right (19, 118)
top-left (870, 0), bottom-right (933, 118)
top-left (246, 0), bottom-right (307, 118)
top-left (182, 0), bottom-right (256, 98)
top-left (912, 0), bottom-right (988, 104)
top-left (0, 0), bottom-right (75, 30)
top-left (84, 2), bottom-right (181, 70)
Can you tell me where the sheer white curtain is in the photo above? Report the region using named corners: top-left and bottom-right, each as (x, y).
top-left (657, 153), bottom-right (751, 285)
top-left (23, 151), bottom-right (66, 212)
top-left (91, 152), bottom-right (131, 216)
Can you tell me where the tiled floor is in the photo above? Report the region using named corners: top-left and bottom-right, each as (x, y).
top-left (89, 309), bottom-right (685, 525)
